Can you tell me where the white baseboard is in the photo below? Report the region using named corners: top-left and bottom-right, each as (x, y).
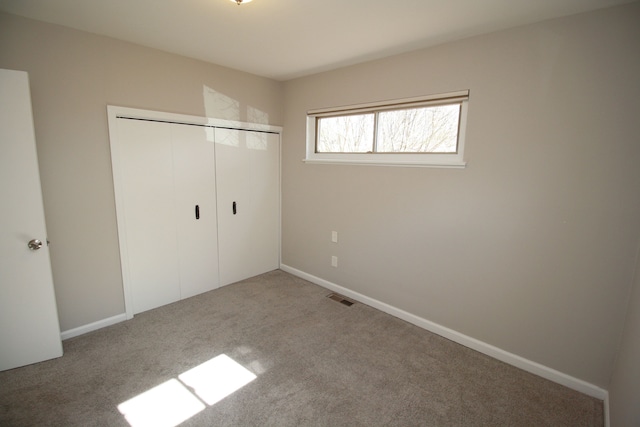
top-left (60, 313), bottom-right (127, 340)
top-left (280, 264), bottom-right (609, 402)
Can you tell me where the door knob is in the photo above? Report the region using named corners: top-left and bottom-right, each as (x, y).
top-left (28, 239), bottom-right (43, 250)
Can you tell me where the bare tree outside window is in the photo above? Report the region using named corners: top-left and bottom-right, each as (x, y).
top-left (316, 114), bottom-right (374, 153)
top-left (377, 104), bottom-right (460, 153)
top-left (315, 103), bottom-right (460, 154)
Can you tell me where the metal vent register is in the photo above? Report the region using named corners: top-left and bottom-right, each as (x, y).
top-left (327, 293), bottom-right (355, 307)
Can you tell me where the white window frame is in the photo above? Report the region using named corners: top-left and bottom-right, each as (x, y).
top-left (305, 90), bottom-right (469, 168)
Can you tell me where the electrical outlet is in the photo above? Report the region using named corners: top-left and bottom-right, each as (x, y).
top-left (331, 256), bottom-right (338, 267)
top-left (331, 231), bottom-right (338, 243)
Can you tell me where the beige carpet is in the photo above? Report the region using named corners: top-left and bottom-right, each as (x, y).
top-left (0, 270), bottom-right (603, 426)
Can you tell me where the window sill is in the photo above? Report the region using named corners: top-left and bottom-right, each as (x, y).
top-left (302, 158), bottom-right (467, 168)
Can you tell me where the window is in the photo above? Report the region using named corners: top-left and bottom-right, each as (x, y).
top-left (305, 90), bottom-right (469, 167)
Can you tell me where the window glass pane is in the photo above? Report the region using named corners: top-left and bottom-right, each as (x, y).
top-left (376, 104), bottom-right (460, 153)
top-left (316, 114), bottom-right (374, 153)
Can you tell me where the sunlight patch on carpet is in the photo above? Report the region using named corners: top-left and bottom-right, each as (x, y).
top-left (118, 354), bottom-right (257, 427)
top-left (118, 379), bottom-right (205, 427)
top-left (179, 354), bottom-right (257, 405)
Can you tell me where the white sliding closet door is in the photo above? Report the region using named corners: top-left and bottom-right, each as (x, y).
top-left (117, 119), bottom-right (180, 314)
top-left (114, 119), bottom-right (218, 314)
top-left (172, 124), bottom-right (219, 299)
top-left (110, 106), bottom-right (281, 317)
top-left (215, 128), bottom-right (280, 286)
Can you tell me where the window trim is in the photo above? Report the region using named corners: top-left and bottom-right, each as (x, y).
top-left (305, 90), bottom-right (469, 168)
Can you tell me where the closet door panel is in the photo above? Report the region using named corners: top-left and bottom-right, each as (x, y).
top-left (215, 128), bottom-right (279, 286)
top-left (117, 119), bottom-right (180, 314)
top-left (171, 124), bottom-right (219, 299)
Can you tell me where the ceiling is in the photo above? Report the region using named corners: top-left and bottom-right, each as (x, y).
top-left (0, 0), bottom-right (634, 81)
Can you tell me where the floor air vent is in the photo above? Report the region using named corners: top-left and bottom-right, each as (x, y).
top-left (327, 293), bottom-right (355, 307)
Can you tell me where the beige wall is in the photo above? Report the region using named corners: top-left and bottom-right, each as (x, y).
top-left (0, 13), bottom-right (284, 331)
top-left (282, 3), bottom-right (640, 388)
top-left (609, 249), bottom-right (640, 425)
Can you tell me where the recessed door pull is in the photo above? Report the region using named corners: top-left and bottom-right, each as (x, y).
top-left (233, 201), bottom-right (237, 215)
top-left (195, 205), bottom-right (200, 220)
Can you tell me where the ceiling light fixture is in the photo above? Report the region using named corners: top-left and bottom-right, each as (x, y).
top-left (230, 0), bottom-right (253, 4)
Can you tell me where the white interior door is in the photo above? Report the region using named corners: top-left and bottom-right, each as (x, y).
top-left (215, 128), bottom-right (280, 286)
top-left (0, 69), bottom-right (63, 371)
